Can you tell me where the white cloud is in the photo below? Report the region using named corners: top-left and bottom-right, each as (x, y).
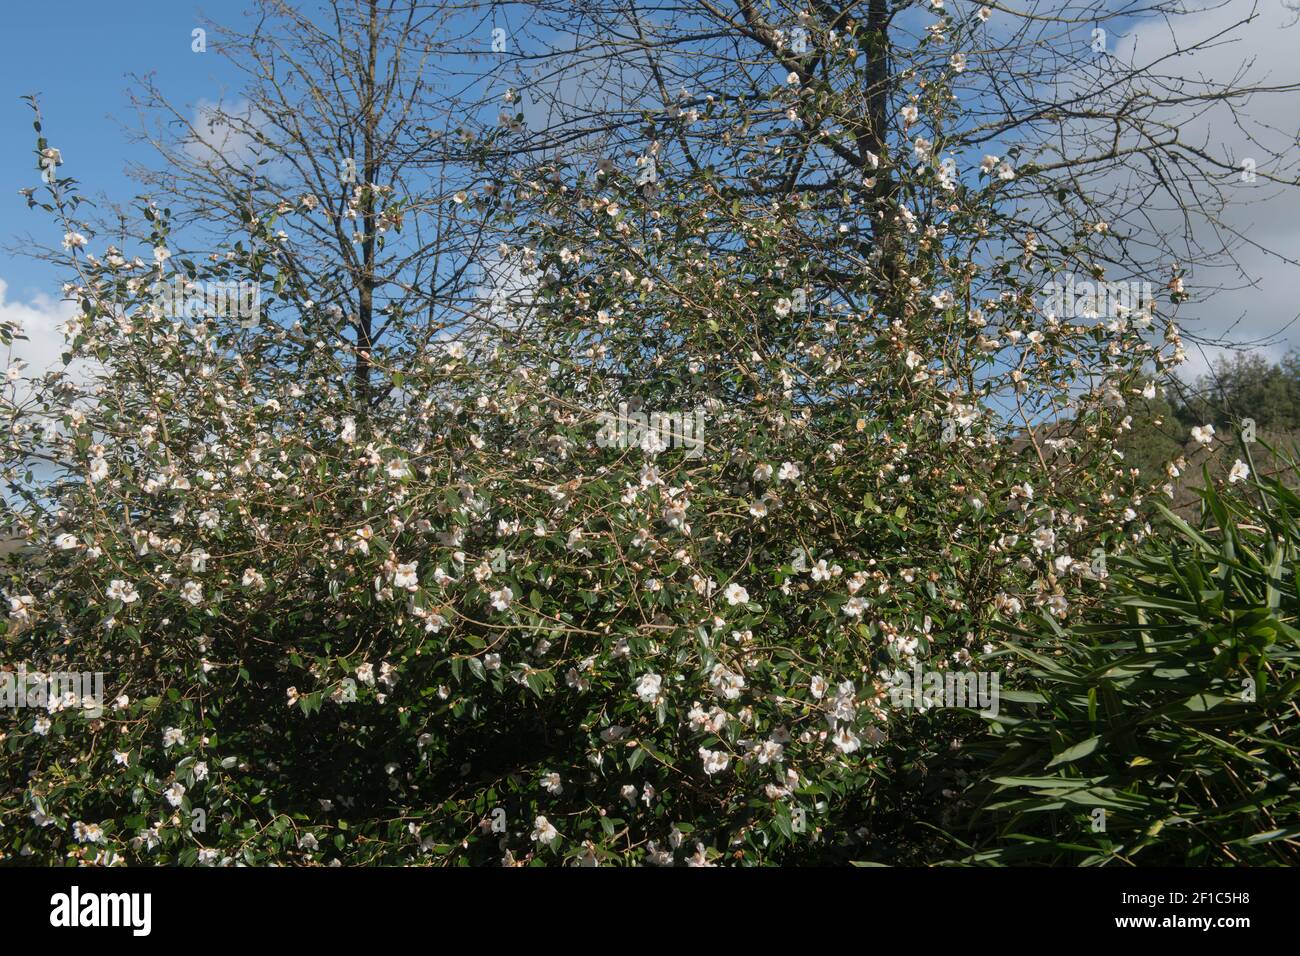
top-left (0, 279), bottom-right (75, 378)
top-left (1113, 4), bottom-right (1300, 375)
top-left (185, 98), bottom-right (267, 171)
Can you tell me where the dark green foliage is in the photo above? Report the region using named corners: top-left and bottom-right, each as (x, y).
top-left (955, 454), bottom-right (1300, 864)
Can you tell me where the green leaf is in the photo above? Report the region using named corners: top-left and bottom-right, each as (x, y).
top-left (1045, 736), bottom-right (1100, 767)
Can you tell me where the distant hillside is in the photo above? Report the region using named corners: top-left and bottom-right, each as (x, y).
top-left (1117, 351), bottom-right (1300, 512)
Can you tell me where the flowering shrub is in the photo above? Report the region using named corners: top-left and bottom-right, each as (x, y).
top-left (0, 8), bottom-right (1219, 866)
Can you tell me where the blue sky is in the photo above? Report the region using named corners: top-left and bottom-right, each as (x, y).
top-left (0, 1), bottom-right (245, 299)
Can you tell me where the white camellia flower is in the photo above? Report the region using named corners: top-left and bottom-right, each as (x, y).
top-left (164, 781), bottom-right (186, 807)
top-left (106, 579), bottom-right (140, 604)
top-left (73, 821), bottom-right (104, 844)
top-left (1228, 459), bottom-right (1250, 483)
top-left (723, 582), bottom-right (749, 605)
top-left (1031, 526), bottom-right (1057, 554)
top-left (180, 580), bottom-right (204, 606)
top-left (393, 562), bottom-right (418, 590)
top-left (699, 748), bottom-right (730, 775)
top-left (636, 672), bottom-right (663, 703)
top-left (709, 663), bottom-right (745, 700)
top-left (8, 594), bottom-right (36, 622)
top-left (541, 772), bottom-right (562, 795)
top-left (752, 739), bottom-right (783, 765)
top-left (810, 675), bottom-right (828, 699)
top-left (531, 815), bottom-right (559, 844)
top-left (832, 727), bottom-right (861, 754)
top-left (490, 586), bottom-right (514, 612)
top-left (1191, 423), bottom-right (1215, 445)
top-left (777, 461), bottom-right (801, 482)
